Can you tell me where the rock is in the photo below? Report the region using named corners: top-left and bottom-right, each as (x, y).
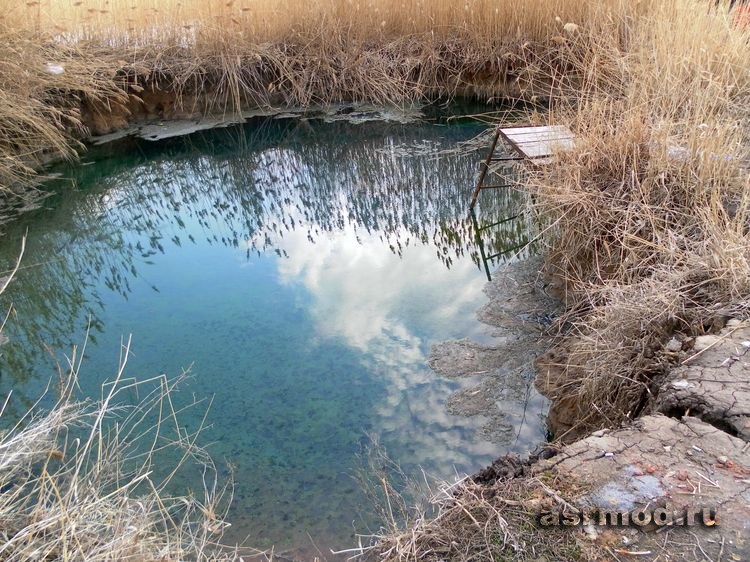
top-left (664, 337), bottom-right (682, 353)
top-left (670, 379), bottom-right (691, 390)
top-left (693, 334), bottom-right (720, 351)
top-left (717, 455), bottom-right (728, 464)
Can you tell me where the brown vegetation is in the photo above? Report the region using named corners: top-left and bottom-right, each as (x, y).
top-left (528, 0), bottom-right (750, 439)
top-left (364, 469), bottom-right (593, 562)
top-left (1, 1), bottom-right (749, 560)
top-left (0, 0), bottom-right (643, 223)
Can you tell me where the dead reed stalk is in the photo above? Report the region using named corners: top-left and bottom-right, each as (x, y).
top-left (526, 0), bottom-right (750, 437)
top-left (0, 340), bottom-right (256, 561)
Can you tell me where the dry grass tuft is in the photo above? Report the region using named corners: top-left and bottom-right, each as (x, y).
top-left (363, 466), bottom-right (594, 562)
top-left (0, 27), bottom-right (128, 224)
top-left (0, 242), bottom-right (265, 561)
top-left (0, 354), bottom-right (250, 561)
top-left (526, 0), bottom-right (750, 437)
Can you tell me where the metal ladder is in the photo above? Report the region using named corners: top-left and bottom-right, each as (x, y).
top-left (469, 126), bottom-right (528, 281)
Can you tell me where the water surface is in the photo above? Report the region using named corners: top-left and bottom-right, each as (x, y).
top-left (0, 114), bottom-right (545, 556)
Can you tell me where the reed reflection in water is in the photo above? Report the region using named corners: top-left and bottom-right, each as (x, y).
top-left (0, 116), bottom-right (541, 554)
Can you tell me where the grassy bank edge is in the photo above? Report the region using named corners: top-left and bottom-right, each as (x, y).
top-left (373, 0), bottom-right (750, 559)
top-left (0, 0), bottom-right (748, 560)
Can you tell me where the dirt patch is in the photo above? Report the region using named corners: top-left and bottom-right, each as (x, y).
top-left (533, 414), bottom-right (750, 560)
top-left (429, 257), bottom-right (561, 443)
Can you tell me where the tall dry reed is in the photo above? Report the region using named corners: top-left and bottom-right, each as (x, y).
top-left (528, 0), bottom-right (750, 437)
top-left (0, 0), bottom-right (643, 220)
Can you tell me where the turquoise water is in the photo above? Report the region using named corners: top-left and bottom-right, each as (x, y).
top-left (0, 114), bottom-right (544, 556)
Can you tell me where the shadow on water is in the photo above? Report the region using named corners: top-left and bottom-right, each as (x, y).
top-left (0, 114), bottom-right (542, 556)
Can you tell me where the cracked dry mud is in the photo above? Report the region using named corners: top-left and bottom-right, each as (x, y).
top-left (656, 321), bottom-right (750, 442)
top-left (536, 415), bottom-right (750, 560)
top-left (430, 260), bottom-right (750, 560)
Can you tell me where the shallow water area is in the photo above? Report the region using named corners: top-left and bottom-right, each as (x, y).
top-left (0, 111), bottom-right (547, 556)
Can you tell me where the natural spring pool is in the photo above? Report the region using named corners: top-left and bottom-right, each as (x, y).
top-left (0, 109), bottom-right (547, 557)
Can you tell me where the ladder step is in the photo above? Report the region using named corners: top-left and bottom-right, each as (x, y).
top-left (486, 240), bottom-right (529, 260)
top-left (478, 183), bottom-right (513, 190)
top-left (477, 213), bottom-right (522, 231)
top-left (489, 156), bottom-right (524, 162)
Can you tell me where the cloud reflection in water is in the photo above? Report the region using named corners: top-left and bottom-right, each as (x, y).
top-left (0, 117), bottom-right (544, 553)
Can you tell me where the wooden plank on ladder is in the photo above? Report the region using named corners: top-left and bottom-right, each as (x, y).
top-left (500, 125), bottom-right (575, 159)
top-left (469, 124), bottom-right (576, 211)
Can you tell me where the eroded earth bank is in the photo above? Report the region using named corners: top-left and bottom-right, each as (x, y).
top-left (393, 259), bottom-right (750, 562)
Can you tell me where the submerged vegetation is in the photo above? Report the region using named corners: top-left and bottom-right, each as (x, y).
top-left (0, 0), bottom-right (749, 560)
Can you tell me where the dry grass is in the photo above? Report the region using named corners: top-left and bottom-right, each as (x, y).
top-left (0, 0), bottom-right (644, 223)
top-left (527, 0), bottom-right (750, 437)
top-left (0, 28), bottom-right (128, 224)
top-left (0, 367), bottom-right (236, 561)
top-left (0, 348), bottom-right (275, 560)
top-left (0, 241), bottom-right (269, 561)
top-left (360, 463), bottom-right (595, 562)
top-left (2, 0), bottom-right (636, 44)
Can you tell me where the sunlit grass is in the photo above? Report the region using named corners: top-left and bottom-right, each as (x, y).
top-left (5, 0), bottom-right (636, 44)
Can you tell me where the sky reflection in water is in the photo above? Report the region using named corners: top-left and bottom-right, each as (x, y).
top-left (0, 115), bottom-right (545, 554)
